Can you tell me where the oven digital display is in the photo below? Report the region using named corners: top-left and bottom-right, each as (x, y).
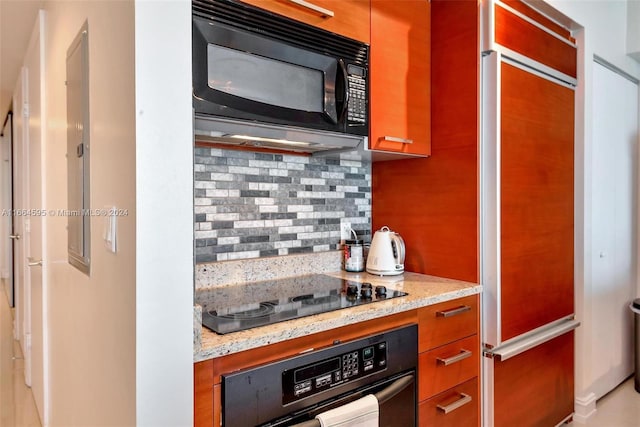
top-left (282, 341), bottom-right (388, 405)
top-left (294, 358), bottom-right (340, 384)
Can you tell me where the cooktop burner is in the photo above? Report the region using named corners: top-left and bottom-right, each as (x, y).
top-left (200, 275), bottom-right (408, 334)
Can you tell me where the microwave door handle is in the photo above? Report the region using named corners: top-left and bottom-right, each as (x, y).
top-left (337, 59), bottom-right (350, 122)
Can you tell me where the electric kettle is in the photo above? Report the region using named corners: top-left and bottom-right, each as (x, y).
top-left (366, 226), bottom-right (405, 276)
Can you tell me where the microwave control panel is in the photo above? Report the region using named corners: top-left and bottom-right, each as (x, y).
top-left (282, 340), bottom-right (387, 404)
top-left (347, 65), bottom-right (368, 124)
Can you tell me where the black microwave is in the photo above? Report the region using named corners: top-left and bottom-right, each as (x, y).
top-left (192, 0), bottom-right (369, 138)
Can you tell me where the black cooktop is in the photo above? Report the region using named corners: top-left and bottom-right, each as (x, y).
top-left (200, 275), bottom-right (408, 334)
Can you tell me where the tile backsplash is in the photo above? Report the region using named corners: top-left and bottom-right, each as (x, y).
top-left (194, 147), bottom-right (371, 263)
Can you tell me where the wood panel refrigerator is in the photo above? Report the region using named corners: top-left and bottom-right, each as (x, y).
top-left (481, 2), bottom-right (579, 426)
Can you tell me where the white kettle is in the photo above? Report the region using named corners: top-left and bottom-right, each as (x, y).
top-left (366, 226), bottom-right (405, 276)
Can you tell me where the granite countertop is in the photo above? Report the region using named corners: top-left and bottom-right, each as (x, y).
top-left (194, 271), bottom-right (481, 362)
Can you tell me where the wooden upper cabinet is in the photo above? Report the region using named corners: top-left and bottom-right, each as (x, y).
top-left (370, 0), bottom-right (431, 156)
top-left (493, 0), bottom-right (577, 78)
top-left (240, 0), bottom-right (371, 43)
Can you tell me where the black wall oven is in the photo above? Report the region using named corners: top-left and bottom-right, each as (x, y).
top-left (192, 0), bottom-right (369, 137)
top-left (221, 325), bottom-right (417, 426)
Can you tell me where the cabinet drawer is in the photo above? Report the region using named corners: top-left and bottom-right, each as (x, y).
top-left (240, 0), bottom-right (370, 43)
top-left (418, 295), bottom-right (478, 352)
top-left (419, 377), bottom-right (479, 427)
top-left (418, 334), bottom-right (478, 400)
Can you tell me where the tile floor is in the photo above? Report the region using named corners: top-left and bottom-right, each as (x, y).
top-left (0, 288), bottom-right (638, 427)
top-left (568, 378), bottom-right (640, 427)
top-left (0, 291), bottom-right (41, 427)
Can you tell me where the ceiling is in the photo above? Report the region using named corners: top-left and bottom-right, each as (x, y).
top-left (0, 0), bottom-right (43, 124)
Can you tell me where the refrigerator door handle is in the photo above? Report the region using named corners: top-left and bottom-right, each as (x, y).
top-left (487, 319), bottom-right (580, 362)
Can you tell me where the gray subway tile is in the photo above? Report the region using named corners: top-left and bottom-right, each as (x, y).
top-left (240, 190), bottom-right (270, 198)
top-left (240, 235), bottom-right (270, 244)
top-left (194, 147), bottom-right (372, 261)
top-left (259, 249), bottom-right (279, 257)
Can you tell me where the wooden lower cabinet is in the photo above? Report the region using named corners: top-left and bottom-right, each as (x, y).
top-left (419, 378), bottom-right (479, 427)
top-left (419, 334), bottom-right (478, 400)
top-left (417, 295), bottom-right (480, 426)
top-left (212, 384), bottom-right (221, 427)
top-left (194, 297), bottom-right (480, 426)
top-left (194, 360), bottom-right (214, 427)
top-left (418, 295), bottom-right (478, 352)
top-left (194, 310), bottom-right (418, 426)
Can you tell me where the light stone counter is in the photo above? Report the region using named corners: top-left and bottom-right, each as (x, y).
top-left (194, 271), bottom-right (480, 362)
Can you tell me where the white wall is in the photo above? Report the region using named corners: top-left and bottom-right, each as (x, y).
top-left (134, 0), bottom-right (194, 425)
top-left (41, 0), bottom-right (194, 425)
top-left (542, 0), bottom-right (640, 419)
top-left (628, 0), bottom-right (640, 61)
top-left (43, 1), bottom-right (137, 424)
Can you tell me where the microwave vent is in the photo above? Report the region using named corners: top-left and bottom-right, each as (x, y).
top-left (192, 0), bottom-right (368, 65)
top-left (194, 115), bottom-right (364, 155)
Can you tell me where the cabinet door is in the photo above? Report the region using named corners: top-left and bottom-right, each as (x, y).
top-left (194, 361), bottom-right (214, 427)
top-left (492, 332), bottom-right (574, 427)
top-left (500, 61), bottom-right (574, 342)
top-left (241, 0), bottom-right (370, 43)
top-left (370, 0), bottom-right (430, 155)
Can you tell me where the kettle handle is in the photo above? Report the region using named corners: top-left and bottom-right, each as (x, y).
top-left (391, 233), bottom-right (405, 266)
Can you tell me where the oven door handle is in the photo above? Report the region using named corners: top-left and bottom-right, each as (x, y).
top-left (289, 374), bottom-right (415, 427)
top-left (374, 373), bottom-right (414, 405)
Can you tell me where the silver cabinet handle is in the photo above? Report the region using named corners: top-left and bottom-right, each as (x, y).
top-left (436, 349), bottom-right (472, 366)
top-left (436, 305), bottom-right (472, 318)
top-left (437, 393), bottom-right (472, 414)
top-left (288, 0), bottom-right (334, 17)
top-left (27, 257), bottom-right (43, 267)
top-left (382, 136), bottom-right (413, 144)
top-left (9, 234), bottom-right (20, 240)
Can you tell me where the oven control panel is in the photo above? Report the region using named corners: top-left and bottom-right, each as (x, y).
top-left (282, 341), bottom-right (387, 404)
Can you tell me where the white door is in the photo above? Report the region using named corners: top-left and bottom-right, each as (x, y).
top-left (590, 60), bottom-right (639, 398)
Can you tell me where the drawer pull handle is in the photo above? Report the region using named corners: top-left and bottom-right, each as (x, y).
top-left (382, 136), bottom-right (413, 144)
top-left (288, 0), bottom-right (334, 17)
top-left (436, 305), bottom-right (471, 318)
top-left (437, 393), bottom-right (472, 414)
top-left (436, 349), bottom-right (472, 366)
